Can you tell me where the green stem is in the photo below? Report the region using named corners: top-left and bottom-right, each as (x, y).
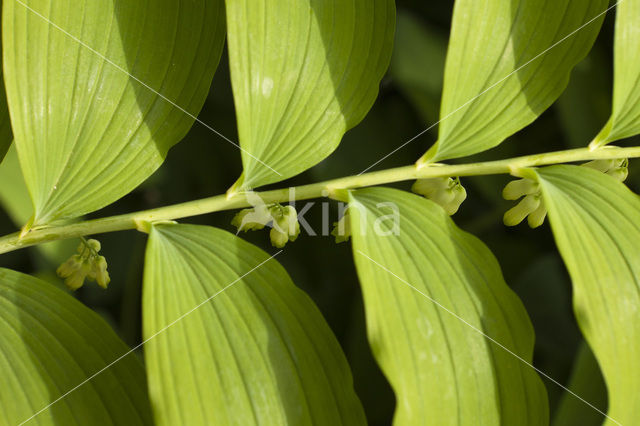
top-left (1, 146), bottom-right (638, 255)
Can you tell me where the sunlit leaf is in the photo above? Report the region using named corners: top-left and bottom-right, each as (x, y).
top-left (0, 145), bottom-right (76, 264)
top-left (592, 0), bottom-right (640, 146)
top-left (0, 146), bottom-right (30, 226)
top-left (534, 165), bottom-right (640, 425)
top-left (0, 0), bottom-right (11, 164)
top-left (0, 77), bottom-right (10, 165)
top-left (0, 268), bottom-right (152, 425)
top-left (419, 0), bottom-right (607, 164)
top-left (3, 0), bottom-right (226, 225)
top-left (349, 187), bottom-right (548, 424)
top-left (143, 224), bottom-right (365, 425)
top-left (226, 0), bottom-right (395, 191)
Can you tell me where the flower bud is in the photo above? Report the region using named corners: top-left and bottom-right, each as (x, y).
top-left (504, 194), bottom-right (541, 227)
top-left (527, 201), bottom-right (548, 229)
top-left (56, 254), bottom-right (83, 279)
top-left (231, 205), bottom-right (272, 232)
top-left (64, 260), bottom-right (92, 291)
top-left (58, 238), bottom-right (110, 290)
top-left (65, 269), bottom-right (89, 291)
top-left (445, 184), bottom-right (467, 216)
top-left (607, 167), bottom-right (629, 182)
top-left (502, 179), bottom-right (539, 200)
top-left (86, 239), bottom-right (101, 252)
top-left (583, 158), bottom-right (629, 182)
top-left (280, 206), bottom-right (300, 239)
top-left (582, 159), bottom-right (614, 173)
top-left (269, 205), bottom-right (300, 247)
top-left (412, 177), bottom-right (450, 198)
top-left (331, 211), bottom-right (351, 243)
top-left (88, 256), bottom-right (110, 289)
top-left (412, 177), bottom-right (466, 216)
top-left (270, 227), bottom-right (289, 248)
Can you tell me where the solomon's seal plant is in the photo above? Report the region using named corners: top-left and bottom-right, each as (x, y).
top-left (1, 0), bottom-right (639, 425)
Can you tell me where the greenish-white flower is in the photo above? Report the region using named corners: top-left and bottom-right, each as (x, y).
top-left (270, 205), bottom-right (300, 248)
top-left (56, 239), bottom-right (110, 290)
top-left (412, 177), bottom-right (467, 215)
top-left (582, 158), bottom-right (629, 182)
top-left (502, 179), bottom-right (547, 228)
top-left (331, 210), bottom-right (351, 243)
top-left (231, 204), bottom-right (273, 232)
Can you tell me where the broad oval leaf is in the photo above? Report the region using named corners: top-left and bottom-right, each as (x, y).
top-left (419, 0), bottom-right (607, 164)
top-left (592, 0), bottom-right (640, 146)
top-left (534, 165), bottom-right (640, 425)
top-left (0, 81), bottom-right (10, 164)
top-left (0, 0), bottom-right (11, 164)
top-left (349, 188), bottom-right (548, 425)
top-left (143, 223), bottom-right (365, 425)
top-left (226, 0), bottom-right (395, 191)
top-left (552, 342), bottom-right (607, 426)
top-left (0, 89), bottom-right (10, 164)
top-left (0, 145), bottom-right (76, 263)
top-left (3, 0), bottom-right (226, 225)
top-left (0, 268), bottom-right (153, 425)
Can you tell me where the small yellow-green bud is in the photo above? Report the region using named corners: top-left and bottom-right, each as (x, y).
top-left (231, 204), bottom-right (273, 232)
top-left (504, 194), bottom-right (541, 227)
top-left (527, 201), bottom-right (548, 229)
top-left (331, 211), bottom-right (351, 243)
top-left (88, 256), bottom-right (110, 289)
top-left (65, 270), bottom-right (89, 291)
top-left (412, 177), bottom-right (466, 216)
top-left (502, 179), bottom-right (539, 200)
top-left (269, 205), bottom-right (300, 247)
top-left (57, 238), bottom-right (110, 291)
top-left (412, 177), bottom-right (451, 198)
top-left (607, 167), bottom-right (629, 182)
top-left (445, 184), bottom-right (467, 216)
top-left (583, 158), bottom-right (629, 182)
top-left (270, 227), bottom-right (289, 248)
top-left (502, 178), bottom-right (548, 228)
top-left (56, 254), bottom-right (83, 279)
top-left (583, 159), bottom-right (614, 173)
top-left (63, 260), bottom-right (92, 291)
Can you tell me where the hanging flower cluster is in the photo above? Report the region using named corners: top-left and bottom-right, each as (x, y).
top-left (502, 178), bottom-right (546, 228)
top-left (57, 239), bottom-right (110, 290)
top-left (232, 204), bottom-right (300, 248)
top-left (503, 158), bottom-right (629, 228)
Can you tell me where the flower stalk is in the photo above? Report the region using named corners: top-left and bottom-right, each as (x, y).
top-left (0, 146), bottom-right (639, 255)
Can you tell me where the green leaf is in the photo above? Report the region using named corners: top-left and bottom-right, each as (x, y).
top-left (0, 0), bottom-right (11, 164)
top-left (592, 0), bottom-right (640, 146)
top-left (553, 342), bottom-right (607, 426)
top-left (419, 0), bottom-right (608, 164)
top-left (0, 145), bottom-right (31, 226)
top-left (226, 0), bottom-right (395, 191)
top-left (0, 145), bottom-right (76, 264)
top-left (143, 223), bottom-right (365, 425)
top-left (0, 268), bottom-right (152, 425)
top-left (3, 0), bottom-right (226, 225)
top-left (534, 165), bottom-right (640, 425)
top-left (0, 76), bottom-right (10, 165)
top-left (349, 187), bottom-right (548, 425)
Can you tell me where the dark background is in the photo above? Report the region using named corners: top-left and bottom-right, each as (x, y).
top-left (1, 1), bottom-right (636, 424)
